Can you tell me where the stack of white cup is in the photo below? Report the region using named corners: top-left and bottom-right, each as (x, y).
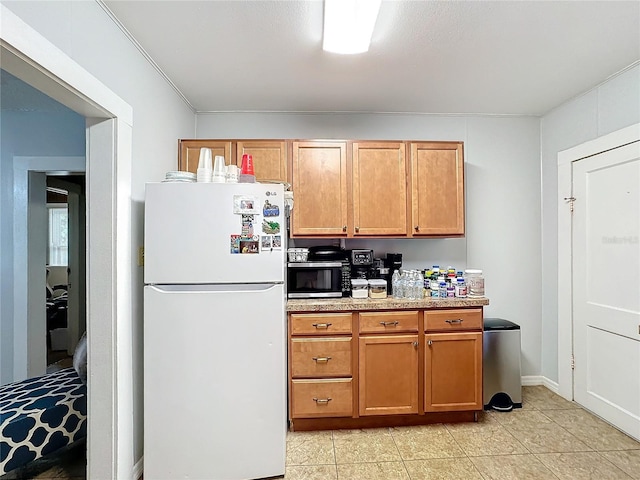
top-left (197, 148), bottom-right (213, 183)
top-left (212, 156), bottom-right (226, 183)
top-left (225, 164), bottom-right (239, 183)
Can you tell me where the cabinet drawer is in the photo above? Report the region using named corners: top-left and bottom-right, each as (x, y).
top-left (290, 313), bottom-right (352, 335)
top-left (291, 379), bottom-right (353, 418)
top-left (425, 309), bottom-right (482, 332)
top-left (359, 311), bottom-right (419, 333)
top-left (291, 338), bottom-right (352, 377)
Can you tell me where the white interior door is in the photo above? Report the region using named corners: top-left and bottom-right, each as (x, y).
top-left (572, 141), bottom-right (640, 441)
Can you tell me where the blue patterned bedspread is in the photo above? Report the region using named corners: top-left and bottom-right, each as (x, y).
top-left (0, 367), bottom-right (87, 474)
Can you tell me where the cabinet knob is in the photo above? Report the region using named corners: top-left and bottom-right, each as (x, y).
top-left (355, 226), bottom-right (360, 232)
top-left (414, 225), bottom-right (419, 231)
top-left (427, 339), bottom-right (433, 346)
top-left (342, 225), bottom-right (347, 232)
top-left (413, 341), bottom-right (419, 348)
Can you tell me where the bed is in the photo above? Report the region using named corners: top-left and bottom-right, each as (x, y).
top-left (0, 366), bottom-right (87, 475)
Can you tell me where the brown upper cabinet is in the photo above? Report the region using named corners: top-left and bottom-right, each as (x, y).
top-left (352, 142), bottom-right (408, 236)
top-left (178, 138), bottom-right (465, 238)
top-left (291, 141), bottom-right (409, 237)
top-left (410, 142), bottom-right (465, 236)
top-left (291, 141), bottom-right (349, 237)
top-left (292, 140), bottom-right (464, 238)
top-left (236, 140), bottom-right (288, 183)
top-left (178, 140), bottom-right (233, 173)
top-left (178, 139), bottom-right (288, 183)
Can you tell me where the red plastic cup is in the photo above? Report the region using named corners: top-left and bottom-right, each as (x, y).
top-left (240, 154), bottom-right (255, 175)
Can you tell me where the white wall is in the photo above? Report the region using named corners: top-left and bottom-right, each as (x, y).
top-left (197, 112), bottom-right (542, 376)
top-left (2, 0), bottom-right (196, 473)
top-left (540, 64), bottom-right (640, 382)
top-left (0, 108), bottom-right (86, 384)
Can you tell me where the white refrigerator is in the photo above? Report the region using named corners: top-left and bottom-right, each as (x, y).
top-left (143, 182), bottom-right (286, 480)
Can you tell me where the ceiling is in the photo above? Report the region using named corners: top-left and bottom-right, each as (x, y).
top-left (103, 0), bottom-right (639, 116)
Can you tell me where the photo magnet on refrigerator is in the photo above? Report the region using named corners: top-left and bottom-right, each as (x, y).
top-left (263, 200), bottom-right (280, 217)
top-left (241, 215), bottom-right (254, 237)
top-left (230, 235), bottom-right (241, 254)
top-left (240, 236), bottom-right (259, 254)
top-left (262, 219), bottom-right (280, 234)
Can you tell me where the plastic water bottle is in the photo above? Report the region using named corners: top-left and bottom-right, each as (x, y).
top-left (392, 270), bottom-right (401, 299)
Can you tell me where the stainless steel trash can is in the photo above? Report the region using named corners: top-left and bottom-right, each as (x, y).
top-left (483, 318), bottom-right (522, 411)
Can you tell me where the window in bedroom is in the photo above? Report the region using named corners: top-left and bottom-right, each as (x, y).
top-left (48, 204), bottom-right (68, 266)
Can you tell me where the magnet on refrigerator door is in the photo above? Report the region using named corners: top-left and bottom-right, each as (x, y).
top-left (262, 219), bottom-right (280, 235)
top-left (261, 236), bottom-right (272, 250)
top-left (241, 215), bottom-right (255, 237)
top-left (230, 235), bottom-right (241, 254)
top-left (240, 237), bottom-right (259, 254)
top-left (263, 200), bottom-right (280, 217)
top-left (233, 195), bottom-right (259, 214)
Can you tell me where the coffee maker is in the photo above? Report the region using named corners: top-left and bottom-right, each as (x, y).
top-left (350, 249), bottom-right (374, 279)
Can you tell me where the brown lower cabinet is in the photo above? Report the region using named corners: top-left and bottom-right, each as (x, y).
top-left (424, 331), bottom-right (483, 412)
top-left (288, 307), bottom-right (483, 430)
top-left (359, 335), bottom-right (419, 416)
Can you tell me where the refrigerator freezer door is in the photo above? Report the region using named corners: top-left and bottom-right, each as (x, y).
top-left (143, 283), bottom-right (286, 480)
top-left (145, 182), bottom-right (285, 284)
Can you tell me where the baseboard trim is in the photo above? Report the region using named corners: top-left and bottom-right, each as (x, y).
top-left (133, 456), bottom-right (143, 480)
top-left (542, 377), bottom-right (559, 394)
top-left (521, 375), bottom-right (560, 393)
top-left (521, 375), bottom-right (543, 386)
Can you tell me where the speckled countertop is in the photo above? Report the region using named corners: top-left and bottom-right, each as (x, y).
top-left (287, 297), bottom-right (489, 312)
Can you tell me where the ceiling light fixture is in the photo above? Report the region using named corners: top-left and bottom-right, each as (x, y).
top-left (323, 0), bottom-right (382, 55)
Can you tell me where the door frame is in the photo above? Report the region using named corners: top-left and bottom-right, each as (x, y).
top-left (2, 5), bottom-right (134, 479)
top-left (46, 175), bottom-right (86, 357)
top-left (13, 157), bottom-right (85, 378)
top-left (557, 122), bottom-right (640, 401)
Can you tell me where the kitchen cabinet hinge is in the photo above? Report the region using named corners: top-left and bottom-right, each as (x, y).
top-left (564, 196), bottom-right (576, 213)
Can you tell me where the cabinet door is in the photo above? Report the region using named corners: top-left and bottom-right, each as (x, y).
top-left (236, 140), bottom-right (288, 183)
top-left (178, 140), bottom-right (233, 173)
top-left (410, 142), bottom-right (464, 236)
top-left (424, 332), bottom-right (482, 412)
top-left (359, 335), bottom-right (419, 416)
top-left (291, 141), bottom-right (348, 236)
top-left (352, 142), bottom-right (407, 236)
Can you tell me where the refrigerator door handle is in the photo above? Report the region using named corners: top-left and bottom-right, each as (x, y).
top-left (146, 283), bottom-right (283, 294)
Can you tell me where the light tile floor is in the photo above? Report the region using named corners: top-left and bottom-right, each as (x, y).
top-left (3, 386), bottom-right (639, 479)
top-left (285, 386), bottom-right (640, 480)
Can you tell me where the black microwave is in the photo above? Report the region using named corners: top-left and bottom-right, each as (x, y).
top-left (287, 261), bottom-right (350, 299)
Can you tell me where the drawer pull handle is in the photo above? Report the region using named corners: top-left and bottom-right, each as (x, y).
top-left (445, 319), bottom-right (463, 324)
top-left (380, 321), bottom-right (400, 326)
top-left (313, 397), bottom-right (332, 404)
top-left (312, 323), bottom-right (332, 329)
top-left (312, 356), bottom-right (332, 363)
